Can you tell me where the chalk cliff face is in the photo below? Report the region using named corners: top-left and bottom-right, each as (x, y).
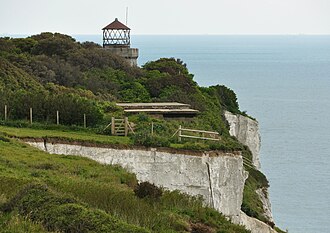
top-left (233, 211), bottom-right (277, 233)
top-left (224, 111), bottom-right (261, 169)
top-left (28, 142), bottom-right (247, 218)
top-left (28, 141), bottom-right (277, 233)
top-left (224, 110), bottom-right (275, 225)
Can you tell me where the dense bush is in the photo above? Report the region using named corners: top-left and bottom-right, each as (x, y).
top-left (190, 222), bottom-right (215, 233)
top-left (2, 184), bottom-right (149, 233)
top-left (131, 127), bottom-right (170, 147)
top-left (134, 182), bottom-right (163, 200)
top-left (0, 90), bottom-right (103, 126)
top-left (143, 58), bottom-right (192, 78)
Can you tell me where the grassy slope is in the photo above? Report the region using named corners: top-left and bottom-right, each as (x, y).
top-left (0, 125), bottom-right (131, 145)
top-left (0, 134), bottom-right (250, 233)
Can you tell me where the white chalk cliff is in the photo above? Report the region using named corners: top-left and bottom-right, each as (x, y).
top-left (224, 111), bottom-right (261, 169)
top-left (224, 110), bottom-right (275, 229)
top-left (28, 140), bottom-right (277, 233)
top-left (27, 142), bottom-right (247, 218)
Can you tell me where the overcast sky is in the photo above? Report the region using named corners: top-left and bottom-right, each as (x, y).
top-left (1, 0), bottom-right (330, 35)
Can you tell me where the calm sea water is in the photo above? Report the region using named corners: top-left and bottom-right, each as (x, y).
top-left (77, 35), bottom-right (330, 233)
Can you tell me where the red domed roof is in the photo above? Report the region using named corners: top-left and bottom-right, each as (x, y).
top-left (102, 18), bottom-right (130, 30)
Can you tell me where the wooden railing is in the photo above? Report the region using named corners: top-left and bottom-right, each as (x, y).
top-left (173, 125), bottom-right (220, 142)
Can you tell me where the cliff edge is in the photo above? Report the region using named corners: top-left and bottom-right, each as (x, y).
top-left (224, 111), bottom-right (275, 231)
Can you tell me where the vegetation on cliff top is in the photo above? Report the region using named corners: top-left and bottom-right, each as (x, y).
top-left (0, 33), bottom-right (276, 231)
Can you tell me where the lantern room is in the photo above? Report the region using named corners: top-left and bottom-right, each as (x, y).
top-left (102, 18), bottom-right (130, 48)
top-left (102, 18), bottom-right (139, 66)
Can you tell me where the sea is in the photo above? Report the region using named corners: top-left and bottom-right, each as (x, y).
top-left (39, 34), bottom-right (330, 232)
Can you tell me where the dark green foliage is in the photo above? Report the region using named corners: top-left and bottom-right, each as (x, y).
top-left (241, 149), bottom-right (270, 224)
top-left (131, 130), bottom-right (170, 147)
top-left (143, 58), bottom-right (191, 77)
top-left (46, 93), bottom-right (103, 126)
top-left (144, 73), bottom-right (196, 98)
top-left (130, 118), bottom-right (171, 147)
top-left (119, 82), bottom-right (151, 102)
top-left (2, 184), bottom-right (149, 233)
top-left (208, 85), bottom-right (240, 114)
top-left (141, 58), bottom-right (215, 112)
top-left (134, 182), bottom-right (163, 200)
top-left (0, 90), bottom-right (103, 126)
top-left (30, 33), bottom-right (78, 57)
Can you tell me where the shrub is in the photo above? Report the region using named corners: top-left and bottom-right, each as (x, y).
top-left (176, 142), bottom-right (210, 151)
top-left (143, 58), bottom-right (191, 77)
top-left (131, 129), bottom-right (170, 147)
top-left (190, 222), bottom-right (215, 233)
top-left (134, 182), bottom-right (162, 200)
top-left (2, 184), bottom-right (149, 233)
top-left (209, 85), bottom-right (240, 114)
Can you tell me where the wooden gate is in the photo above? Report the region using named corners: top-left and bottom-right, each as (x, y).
top-left (111, 117), bottom-right (128, 136)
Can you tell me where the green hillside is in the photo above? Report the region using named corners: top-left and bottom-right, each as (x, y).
top-left (0, 33), bottom-right (277, 232)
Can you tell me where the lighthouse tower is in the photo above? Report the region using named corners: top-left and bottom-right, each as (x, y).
top-left (102, 18), bottom-right (139, 66)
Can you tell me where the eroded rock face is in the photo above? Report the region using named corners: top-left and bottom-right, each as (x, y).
top-left (224, 111), bottom-right (261, 169)
top-left (256, 188), bottom-right (274, 223)
top-left (232, 211), bottom-right (277, 233)
top-left (27, 142), bottom-right (247, 218)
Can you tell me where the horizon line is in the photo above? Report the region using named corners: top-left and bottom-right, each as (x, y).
top-left (2, 33), bottom-right (330, 37)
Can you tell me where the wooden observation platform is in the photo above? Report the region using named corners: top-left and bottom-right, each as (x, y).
top-left (116, 102), bottom-right (199, 120)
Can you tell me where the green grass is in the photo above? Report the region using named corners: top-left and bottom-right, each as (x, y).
top-left (0, 125), bottom-right (131, 145)
top-left (0, 136), bottom-right (251, 233)
top-left (0, 212), bottom-right (51, 233)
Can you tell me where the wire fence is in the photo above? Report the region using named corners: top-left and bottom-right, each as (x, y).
top-left (1, 105), bottom-right (89, 128)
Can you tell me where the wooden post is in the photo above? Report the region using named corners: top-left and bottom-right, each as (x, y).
top-left (83, 114), bottom-right (86, 128)
top-left (30, 108), bottom-right (33, 124)
top-left (56, 111), bottom-right (59, 125)
top-left (151, 122), bottom-right (154, 136)
top-left (111, 117), bottom-right (115, 135)
top-left (124, 117), bottom-right (128, 137)
top-left (4, 105), bottom-right (7, 121)
top-left (178, 125), bottom-right (182, 142)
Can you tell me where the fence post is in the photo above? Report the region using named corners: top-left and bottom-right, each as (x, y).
top-left (151, 122), bottom-right (154, 136)
top-left (111, 117), bottom-right (115, 135)
top-left (83, 114), bottom-right (86, 128)
top-left (178, 125), bottom-right (182, 142)
top-left (124, 117), bottom-right (128, 137)
top-left (4, 105), bottom-right (7, 121)
top-left (56, 111), bottom-right (59, 125)
top-left (30, 108), bottom-right (33, 124)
